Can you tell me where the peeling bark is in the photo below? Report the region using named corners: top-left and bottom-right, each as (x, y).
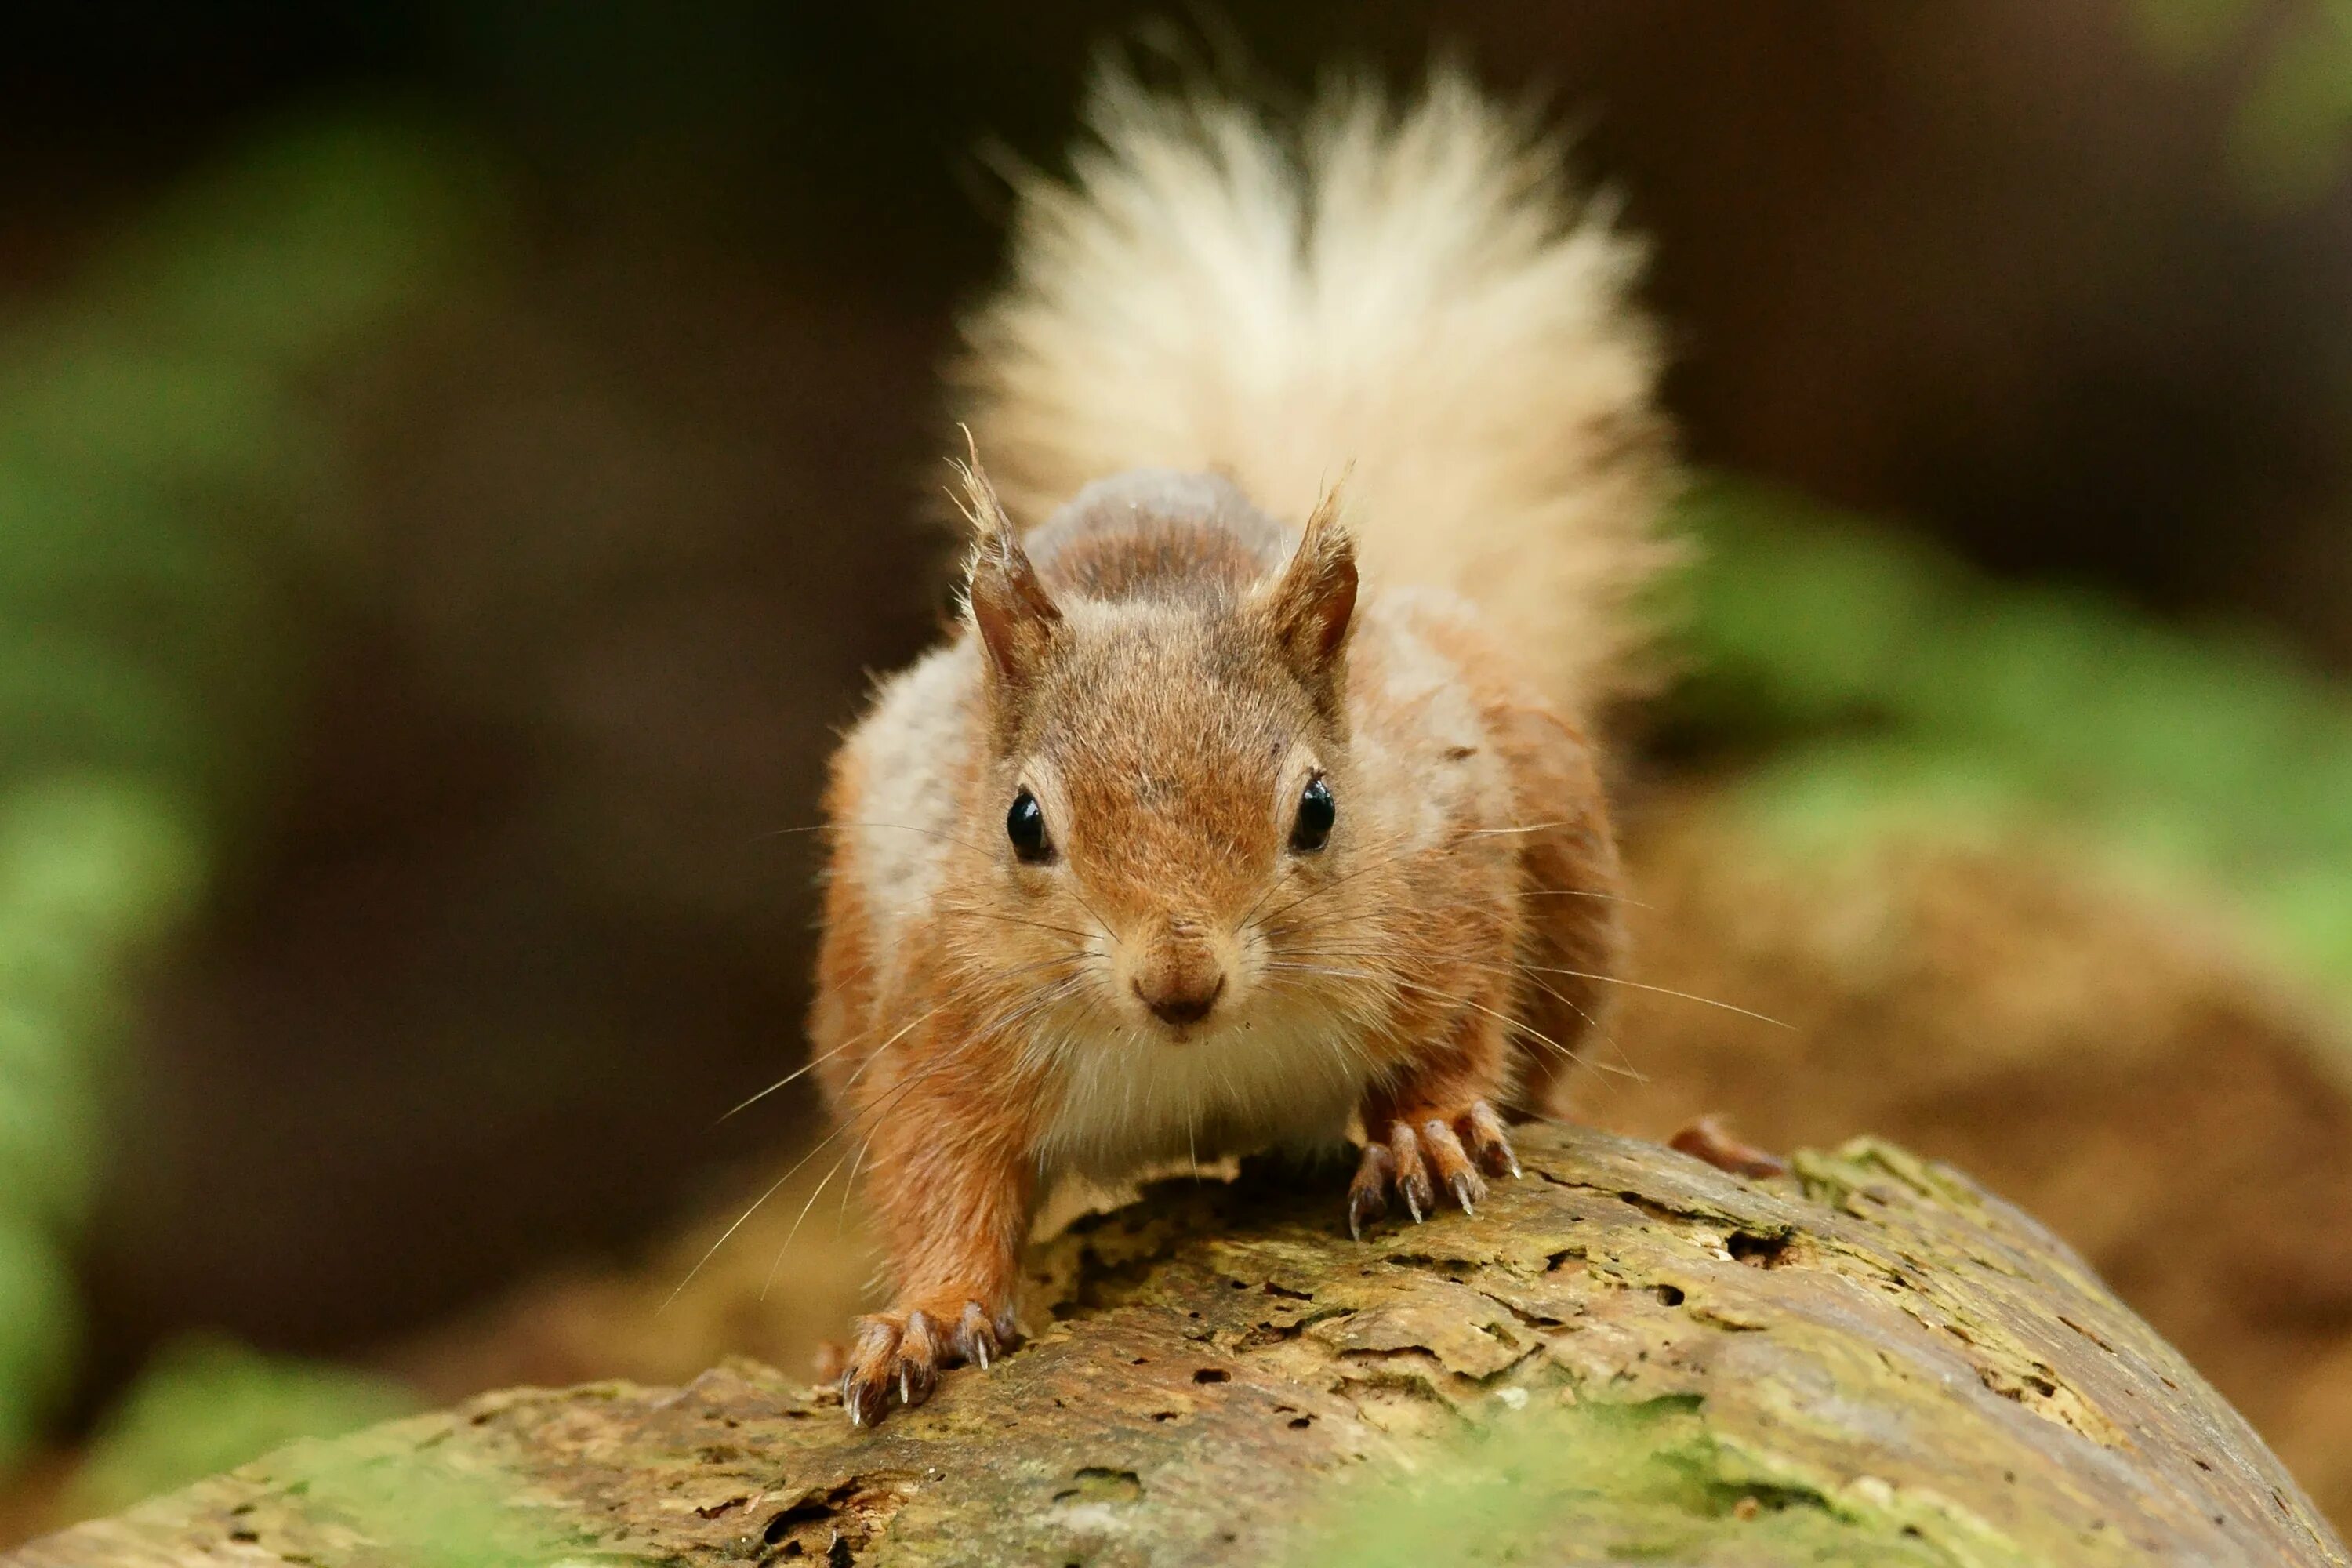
top-left (14, 1126), bottom-right (2345, 1567)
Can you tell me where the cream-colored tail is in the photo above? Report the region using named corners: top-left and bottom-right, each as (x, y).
top-left (956, 71), bottom-right (1677, 712)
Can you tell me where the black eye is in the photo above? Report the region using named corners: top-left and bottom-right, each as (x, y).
top-left (1290, 775), bottom-right (1335, 852)
top-left (1007, 789), bottom-right (1054, 863)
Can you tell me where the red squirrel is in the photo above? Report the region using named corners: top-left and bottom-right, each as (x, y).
top-left (810, 73), bottom-right (1674, 1424)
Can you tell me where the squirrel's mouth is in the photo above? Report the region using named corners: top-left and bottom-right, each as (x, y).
top-left (1131, 971), bottom-right (1226, 1035)
top-left (1143, 1013), bottom-right (1212, 1047)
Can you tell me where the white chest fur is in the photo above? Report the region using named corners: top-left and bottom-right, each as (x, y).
top-left (1033, 1008), bottom-right (1374, 1181)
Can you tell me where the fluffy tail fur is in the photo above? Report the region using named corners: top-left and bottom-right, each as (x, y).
top-left (956, 71), bottom-right (1677, 712)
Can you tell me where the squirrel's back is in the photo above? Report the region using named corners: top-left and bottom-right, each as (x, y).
top-left (956, 71), bottom-right (1676, 713)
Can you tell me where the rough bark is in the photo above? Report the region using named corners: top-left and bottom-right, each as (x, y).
top-left (14, 1124), bottom-right (2344, 1567)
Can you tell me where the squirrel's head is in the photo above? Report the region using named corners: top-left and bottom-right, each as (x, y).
top-left (953, 463), bottom-right (1390, 1051)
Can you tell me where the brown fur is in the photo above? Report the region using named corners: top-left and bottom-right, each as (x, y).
top-left (811, 74), bottom-right (1670, 1422)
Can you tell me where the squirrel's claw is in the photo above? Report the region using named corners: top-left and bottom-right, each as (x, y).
top-left (1348, 1102), bottom-right (1515, 1236)
top-left (1347, 1142), bottom-right (1395, 1240)
top-left (1465, 1102), bottom-right (1520, 1179)
top-left (1421, 1118), bottom-right (1487, 1214)
top-left (840, 1298), bottom-right (1018, 1426)
top-left (1449, 1171), bottom-right (1480, 1215)
top-left (953, 1301), bottom-right (1004, 1372)
top-left (841, 1317), bottom-right (898, 1426)
top-left (1390, 1122), bottom-right (1436, 1221)
top-left (898, 1311), bottom-right (941, 1408)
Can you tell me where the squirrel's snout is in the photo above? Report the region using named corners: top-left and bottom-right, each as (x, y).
top-left (1133, 971), bottom-right (1225, 1028)
top-left (1125, 918), bottom-right (1232, 1032)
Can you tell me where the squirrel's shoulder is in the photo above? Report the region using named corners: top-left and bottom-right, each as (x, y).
top-left (829, 639), bottom-right (982, 935)
top-left (854, 636), bottom-right (982, 762)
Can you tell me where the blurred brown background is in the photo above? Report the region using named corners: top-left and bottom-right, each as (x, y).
top-left (5, 0), bottom-right (2351, 1461)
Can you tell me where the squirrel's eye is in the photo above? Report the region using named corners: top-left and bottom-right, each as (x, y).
top-left (1290, 775), bottom-right (1335, 852)
top-left (1007, 789), bottom-right (1054, 863)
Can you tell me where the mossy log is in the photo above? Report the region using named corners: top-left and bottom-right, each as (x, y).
top-left (13, 1125), bottom-right (2344, 1567)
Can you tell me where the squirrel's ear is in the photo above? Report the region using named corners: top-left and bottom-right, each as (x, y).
top-left (1262, 485), bottom-right (1358, 688)
top-left (954, 448), bottom-right (1062, 685)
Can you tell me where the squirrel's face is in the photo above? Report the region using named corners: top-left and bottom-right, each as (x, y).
top-left (960, 479), bottom-right (1381, 1047)
top-left (987, 627), bottom-right (1354, 1041)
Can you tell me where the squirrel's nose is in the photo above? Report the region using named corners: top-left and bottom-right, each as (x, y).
top-left (1134, 971), bottom-right (1225, 1028)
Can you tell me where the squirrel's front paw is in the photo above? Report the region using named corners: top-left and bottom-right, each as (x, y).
top-left (840, 1298), bottom-right (1019, 1426)
top-left (1348, 1101), bottom-right (1519, 1239)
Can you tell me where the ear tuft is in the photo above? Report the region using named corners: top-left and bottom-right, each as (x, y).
top-left (953, 438), bottom-right (1062, 685)
top-left (1261, 483), bottom-right (1358, 691)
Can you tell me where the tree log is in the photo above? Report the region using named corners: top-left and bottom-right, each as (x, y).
top-left (1606, 794), bottom-right (2352, 1526)
top-left (13, 1125), bottom-right (2344, 1566)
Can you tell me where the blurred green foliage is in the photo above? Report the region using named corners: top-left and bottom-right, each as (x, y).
top-left (1672, 477), bottom-right (2352, 1015)
top-left (2130, 0), bottom-right (2352, 205)
top-left (1288, 1394), bottom-right (1967, 1566)
top-left (71, 1342), bottom-right (571, 1568)
top-left (63, 1337), bottom-right (416, 1519)
top-left (0, 119), bottom-right (488, 1469)
top-left (278, 1448), bottom-right (580, 1568)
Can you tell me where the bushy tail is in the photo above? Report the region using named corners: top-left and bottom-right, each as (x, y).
top-left (955, 70), bottom-right (1678, 711)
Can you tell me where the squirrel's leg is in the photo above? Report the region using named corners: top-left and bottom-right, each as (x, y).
top-left (1348, 1001), bottom-right (1519, 1239)
top-left (1492, 712), bottom-right (1624, 1118)
top-left (837, 1071), bottom-right (1034, 1426)
top-left (1506, 815), bottom-right (1624, 1117)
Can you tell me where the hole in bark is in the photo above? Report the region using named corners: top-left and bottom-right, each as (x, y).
top-left (829, 1538), bottom-right (854, 1568)
top-left (765, 1501), bottom-right (833, 1544)
top-left (1654, 1284), bottom-right (1686, 1306)
top-left (1727, 1231), bottom-right (1790, 1267)
top-left (1193, 1367), bottom-right (1229, 1384)
top-left (1054, 1468), bottom-right (1145, 1507)
top-left (1288, 1416), bottom-right (1312, 1429)
top-left (1151, 1410), bottom-right (1181, 1422)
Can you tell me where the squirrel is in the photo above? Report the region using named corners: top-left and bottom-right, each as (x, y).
top-left (809, 71), bottom-right (1675, 1425)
